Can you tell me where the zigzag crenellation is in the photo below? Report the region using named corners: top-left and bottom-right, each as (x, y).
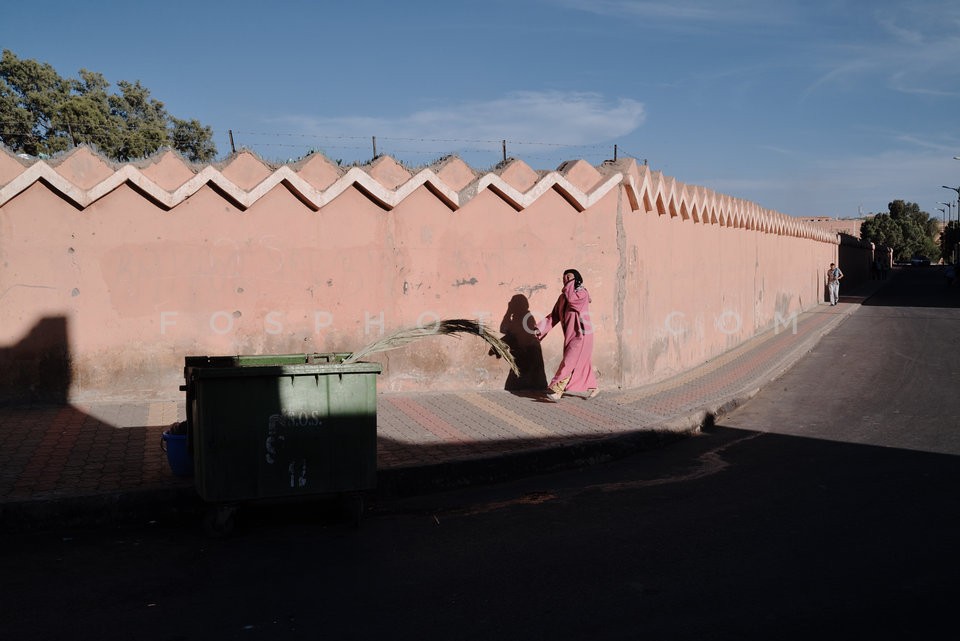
top-left (0, 144), bottom-right (836, 242)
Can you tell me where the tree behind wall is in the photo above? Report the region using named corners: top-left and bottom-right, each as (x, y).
top-left (860, 200), bottom-right (941, 262)
top-left (0, 50), bottom-right (216, 162)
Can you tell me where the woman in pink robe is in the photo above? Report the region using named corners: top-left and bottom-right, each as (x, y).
top-left (535, 268), bottom-right (598, 401)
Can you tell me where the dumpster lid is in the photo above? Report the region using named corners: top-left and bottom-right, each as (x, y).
top-left (185, 353), bottom-right (381, 379)
top-left (188, 361), bottom-right (382, 379)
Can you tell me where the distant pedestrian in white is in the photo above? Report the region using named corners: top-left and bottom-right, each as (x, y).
top-left (826, 262), bottom-right (843, 306)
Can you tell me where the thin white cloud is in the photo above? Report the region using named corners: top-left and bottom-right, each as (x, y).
top-left (703, 146), bottom-right (960, 217)
top-left (808, 150), bottom-right (959, 212)
top-left (546, 0), bottom-right (795, 24)
top-left (756, 144), bottom-right (795, 156)
top-left (274, 91), bottom-right (646, 154)
top-left (875, 15), bottom-right (925, 47)
top-left (807, 3), bottom-right (960, 97)
top-left (553, 0), bottom-right (960, 98)
top-left (891, 131), bottom-right (959, 153)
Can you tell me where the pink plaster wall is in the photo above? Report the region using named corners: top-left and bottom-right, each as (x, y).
top-left (0, 146), bottom-right (839, 402)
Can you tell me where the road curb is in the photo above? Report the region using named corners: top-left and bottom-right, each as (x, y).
top-left (375, 422), bottom-right (703, 499)
top-left (0, 485), bottom-right (201, 533)
top-left (2, 421), bottom-right (708, 533)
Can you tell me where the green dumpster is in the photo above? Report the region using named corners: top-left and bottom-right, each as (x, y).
top-left (182, 353), bottom-right (381, 509)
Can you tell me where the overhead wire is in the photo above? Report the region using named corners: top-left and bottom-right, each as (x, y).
top-left (1, 121), bottom-right (644, 167)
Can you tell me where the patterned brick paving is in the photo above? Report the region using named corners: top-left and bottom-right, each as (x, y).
top-left (0, 297), bottom-right (866, 509)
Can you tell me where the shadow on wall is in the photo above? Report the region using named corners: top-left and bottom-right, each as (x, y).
top-left (839, 233), bottom-right (873, 291)
top-left (497, 294), bottom-right (548, 391)
top-left (0, 316), bottom-right (71, 405)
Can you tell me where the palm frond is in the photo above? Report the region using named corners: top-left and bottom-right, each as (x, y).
top-left (342, 318), bottom-right (519, 375)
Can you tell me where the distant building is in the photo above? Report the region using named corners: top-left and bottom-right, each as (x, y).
top-left (800, 216), bottom-right (863, 238)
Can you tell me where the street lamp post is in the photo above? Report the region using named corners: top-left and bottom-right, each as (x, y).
top-left (939, 207), bottom-right (949, 258)
top-left (949, 157), bottom-right (960, 262)
top-left (939, 201), bottom-right (954, 224)
top-left (944, 186), bottom-right (960, 222)
top-left (945, 186), bottom-right (960, 264)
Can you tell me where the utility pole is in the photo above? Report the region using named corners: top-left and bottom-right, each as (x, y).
top-left (939, 201), bottom-right (953, 226)
top-left (944, 187), bottom-right (960, 228)
top-left (943, 187), bottom-right (960, 265)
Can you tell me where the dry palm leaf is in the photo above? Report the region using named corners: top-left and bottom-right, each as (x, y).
top-left (342, 318), bottom-right (519, 375)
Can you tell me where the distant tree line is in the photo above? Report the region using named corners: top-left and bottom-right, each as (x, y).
top-left (860, 200), bottom-right (942, 263)
top-left (0, 50), bottom-right (216, 162)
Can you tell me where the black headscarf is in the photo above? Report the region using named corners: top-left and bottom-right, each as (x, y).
top-left (563, 268), bottom-right (584, 289)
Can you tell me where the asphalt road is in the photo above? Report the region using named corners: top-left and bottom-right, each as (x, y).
top-left (2, 266), bottom-right (958, 641)
top-left (723, 264), bottom-right (960, 455)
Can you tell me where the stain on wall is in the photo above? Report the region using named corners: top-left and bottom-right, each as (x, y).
top-left (0, 145), bottom-right (854, 401)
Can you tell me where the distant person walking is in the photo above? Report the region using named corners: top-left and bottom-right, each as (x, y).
top-left (879, 252), bottom-right (890, 280)
top-left (827, 262), bottom-right (843, 306)
top-left (535, 268), bottom-right (598, 401)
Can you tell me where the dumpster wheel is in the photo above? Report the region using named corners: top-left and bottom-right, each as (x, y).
top-left (340, 492), bottom-right (364, 527)
top-left (203, 505), bottom-right (238, 538)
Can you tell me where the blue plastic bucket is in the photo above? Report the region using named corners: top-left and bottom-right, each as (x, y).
top-left (161, 430), bottom-right (193, 477)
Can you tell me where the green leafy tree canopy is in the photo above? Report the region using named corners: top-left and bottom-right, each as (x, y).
top-left (0, 50), bottom-right (216, 162)
top-left (861, 200), bottom-right (942, 263)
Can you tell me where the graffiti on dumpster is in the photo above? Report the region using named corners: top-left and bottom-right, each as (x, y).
top-left (282, 411), bottom-right (324, 428)
top-left (289, 459), bottom-right (308, 489)
top-left (265, 414), bottom-right (286, 465)
top-left (264, 413), bottom-right (322, 489)
top-left (264, 412), bottom-right (324, 465)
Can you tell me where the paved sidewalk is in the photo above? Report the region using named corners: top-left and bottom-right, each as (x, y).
top-left (0, 283), bottom-right (884, 530)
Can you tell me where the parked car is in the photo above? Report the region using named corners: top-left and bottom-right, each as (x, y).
top-left (910, 256), bottom-right (931, 266)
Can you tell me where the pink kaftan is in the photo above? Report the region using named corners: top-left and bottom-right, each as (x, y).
top-left (537, 280), bottom-right (597, 392)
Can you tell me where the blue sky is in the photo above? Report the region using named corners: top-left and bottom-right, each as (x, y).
top-left (3, 0), bottom-right (960, 219)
